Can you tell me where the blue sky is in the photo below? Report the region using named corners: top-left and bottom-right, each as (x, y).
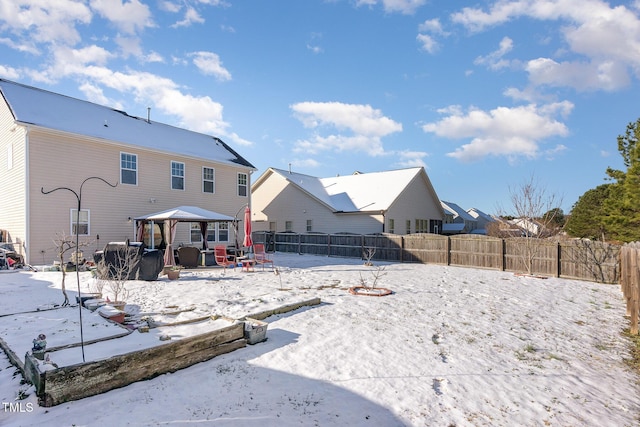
top-left (1, 0), bottom-right (638, 215)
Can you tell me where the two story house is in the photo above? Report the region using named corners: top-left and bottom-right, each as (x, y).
top-left (0, 79), bottom-right (255, 264)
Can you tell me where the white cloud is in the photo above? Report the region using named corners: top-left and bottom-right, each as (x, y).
top-left (292, 158), bottom-right (322, 169)
top-left (393, 150), bottom-right (428, 168)
top-left (307, 44), bottom-right (323, 54)
top-left (0, 0), bottom-right (92, 45)
top-left (474, 37), bottom-right (514, 70)
top-left (143, 51), bottom-right (164, 63)
top-left (171, 7), bottom-right (205, 28)
top-left (0, 37), bottom-right (40, 55)
top-left (355, 0), bottom-right (427, 14)
top-left (115, 36), bottom-right (143, 58)
top-left (418, 18), bottom-right (445, 34)
top-left (417, 34), bottom-right (438, 54)
top-left (189, 51), bottom-right (232, 81)
top-left (526, 57), bottom-right (631, 91)
top-left (422, 103), bottom-right (573, 162)
top-left (290, 102), bottom-right (402, 157)
top-left (451, 0), bottom-right (640, 92)
top-left (79, 82), bottom-right (123, 109)
top-left (159, 1), bottom-right (181, 13)
top-left (90, 0), bottom-right (155, 35)
top-left (0, 64), bottom-right (20, 80)
top-left (417, 18), bottom-right (448, 54)
top-left (291, 102), bottom-right (402, 137)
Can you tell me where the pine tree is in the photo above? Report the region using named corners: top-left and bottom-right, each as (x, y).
top-left (604, 118), bottom-right (640, 242)
top-left (565, 184), bottom-right (612, 240)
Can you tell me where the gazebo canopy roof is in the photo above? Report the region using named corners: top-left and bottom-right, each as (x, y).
top-left (135, 206), bottom-right (235, 222)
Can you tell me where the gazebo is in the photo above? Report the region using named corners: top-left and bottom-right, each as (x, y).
top-left (134, 206), bottom-right (235, 266)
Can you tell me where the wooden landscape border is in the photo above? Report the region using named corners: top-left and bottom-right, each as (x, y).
top-left (21, 297), bottom-right (323, 407)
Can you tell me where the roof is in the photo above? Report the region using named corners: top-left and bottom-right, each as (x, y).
top-left (441, 201), bottom-right (476, 222)
top-left (135, 206), bottom-right (234, 222)
top-left (254, 167), bottom-right (441, 213)
top-left (0, 79), bottom-right (254, 169)
top-left (467, 207), bottom-right (495, 223)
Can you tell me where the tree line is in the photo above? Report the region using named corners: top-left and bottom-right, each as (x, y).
top-left (565, 117), bottom-right (640, 243)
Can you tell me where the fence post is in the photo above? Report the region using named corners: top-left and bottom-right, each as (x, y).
top-left (556, 241), bottom-right (561, 278)
top-left (400, 235), bottom-right (404, 263)
top-left (327, 233), bottom-right (331, 258)
top-left (501, 239), bottom-right (506, 271)
top-left (632, 244), bottom-right (640, 335)
top-left (446, 236), bottom-right (451, 266)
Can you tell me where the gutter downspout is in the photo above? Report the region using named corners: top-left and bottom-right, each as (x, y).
top-left (24, 125), bottom-right (30, 264)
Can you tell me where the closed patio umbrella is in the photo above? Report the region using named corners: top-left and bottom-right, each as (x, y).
top-left (243, 206), bottom-right (253, 248)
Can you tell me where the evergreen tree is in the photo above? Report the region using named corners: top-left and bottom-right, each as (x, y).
top-left (604, 118), bottom-right (640, 242)
top-left (565, 184), bottom-right (612, 240)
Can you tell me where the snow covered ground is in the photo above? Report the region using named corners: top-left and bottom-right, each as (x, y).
top-left (0, 253), bottom-right (638, 426)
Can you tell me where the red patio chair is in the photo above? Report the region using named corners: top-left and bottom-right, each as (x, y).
top-left (253, 243), bottom-right (274, 271)
top-left (214, 245), bottom-right (236, 273)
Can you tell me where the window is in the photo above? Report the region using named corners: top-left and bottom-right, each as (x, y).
top-left (269, 222), bottom-right (276, 232)
top-left (430, 220), bottom-right (442, 234)
top-left (171, 161), bottom-right (185, 190)
top-left (218, 222), bottom-right (229, 242)
top-left (237, 173), bottom-right (248, 197)
top-left (306, 219), bottom-right (313, 232)
top-left (120, 152), bottom-right (137, 185)
top-left (71, 209), bottom-right (90, 236)
top-left (388, 218), bottom-right (394, 234)
top-left (206, 224), bottom-right (216, 243)
top-left (406, 220), bottom-right (411, 234)
top-left (415, 219), bottom-right (429, 233)
top-left (203, 167), bottom-right (215, 193)
top-left (190, 223), bottom-right (202, 243)
top-left (285, 221), bottom-right (293, 231)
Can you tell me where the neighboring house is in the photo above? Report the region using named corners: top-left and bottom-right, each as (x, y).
top-left (466, 207), bottom-right (496, 235)
top-left (440, 200), bottom-right (478, 235)
top-left (0, 79), bottom-right (255, 264)
top-left (251, 167), bottom-right (444, 235)
top-left (509, 217), bottom-right (542, 237)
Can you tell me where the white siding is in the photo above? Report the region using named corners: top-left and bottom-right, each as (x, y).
top-left (0, 101), bottom-right (27, 256)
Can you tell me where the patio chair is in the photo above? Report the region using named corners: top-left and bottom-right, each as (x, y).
top-left (253, 243), bottom-right (274, 271)
top-left (214, 245), bottom-right (236, 273)
top-left (177, 246), bottom-right (200, 268)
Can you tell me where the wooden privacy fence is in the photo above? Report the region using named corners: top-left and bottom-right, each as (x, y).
top-left (620, 242), bottom-right (640, 334)
top-left (252, 232), bottom-right (620, 284)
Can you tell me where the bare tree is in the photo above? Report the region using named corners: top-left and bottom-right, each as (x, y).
top-left (53, 232), bottom-right (91, 306)
top-left (500, 174), bottom-right (563, 275)
top-left (362, 246), bottom-right (376, 266)
top-left (95, 247), bottom-right (137, 303)
top-left (568, 239), bottom-right (620, 284)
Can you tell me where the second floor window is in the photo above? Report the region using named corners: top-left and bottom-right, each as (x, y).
top-left (121, 152), bottom-right (137, 185)
top-left (238, 173), bottom-right (248, 197)
top-left (203, 167), bottom-right (215, 193)
top-left (172, 161), bottom-right (185, 190)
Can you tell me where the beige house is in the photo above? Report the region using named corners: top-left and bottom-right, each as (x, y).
top-left (250, 167), bottom-right (444, 235)
top-left (0, 79), bottom-right (255, 264)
